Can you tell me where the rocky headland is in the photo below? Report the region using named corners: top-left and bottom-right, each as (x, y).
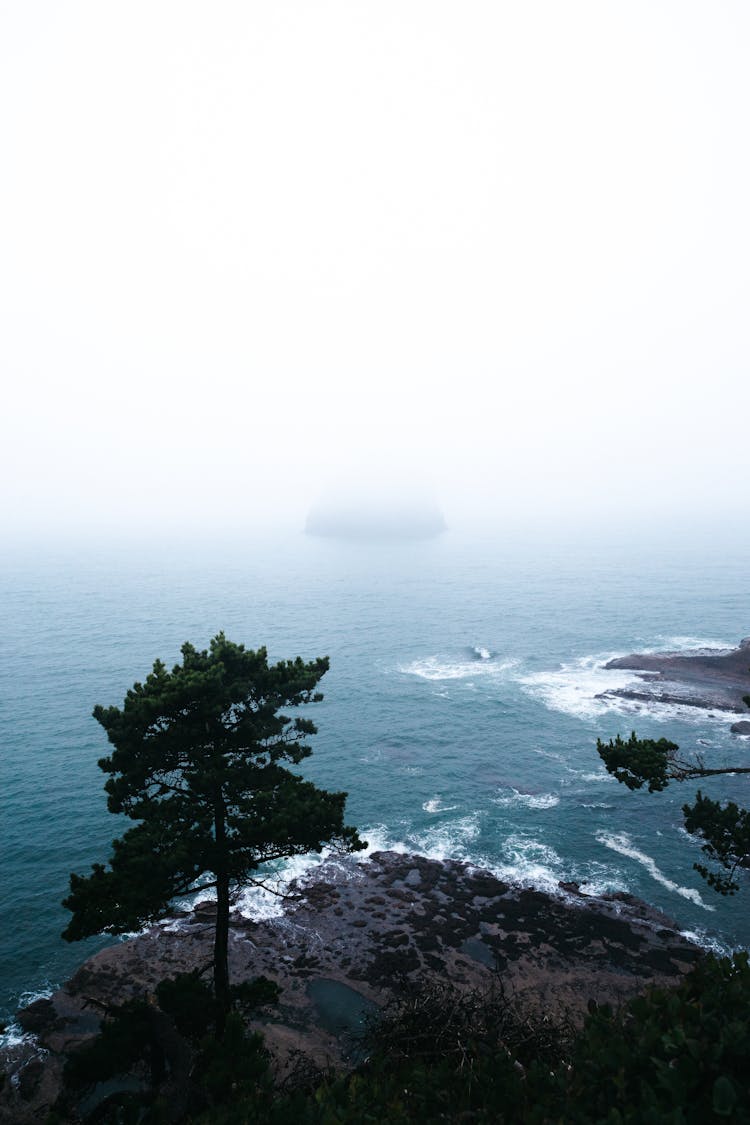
top-left (2, 851), bottom-right (703, 1122)
top-left (598, 637), bottom-right (750, 723)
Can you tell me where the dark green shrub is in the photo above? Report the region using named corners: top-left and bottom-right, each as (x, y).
top-left (156, 972), bottom-right (215, 1042)
top-left (548, 952), bottom-right (750, 1124)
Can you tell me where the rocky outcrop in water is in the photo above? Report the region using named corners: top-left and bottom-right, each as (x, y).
top-left (304, 498), bottom-right (446, 540)
top-left (1, 851), bottom-right (703, 1122)
top-left (600, 638), bottom-right (750, 714)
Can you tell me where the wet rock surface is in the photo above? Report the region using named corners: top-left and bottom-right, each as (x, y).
top-left (1, 851), bottom-right (703, 1122)
top-left (600, 638), bottom-right (750, 713)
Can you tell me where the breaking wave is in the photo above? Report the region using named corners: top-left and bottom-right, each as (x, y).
top-left (491, 835), bottom-right (585, 895)
top-left (678, 929), bottom-right (736, 957)
top-left (517, 655), bottom-right (645, 720)
top-left (408, 814), bottom-right (483, 861)
top-left (423, 796), bottom-right (459, 814)
top-left (1, 986), bottom-right (55, 1051)
top-left (596, 831), bottom-right (713, 910)
top-left (518, 649), bottom-right (740, 724)
top-left (234, 846), bottom-right (373, 922)
top-left (492, 787), bottom-right (560, 810)
top-left (400, 654), bottom-right (518, 682)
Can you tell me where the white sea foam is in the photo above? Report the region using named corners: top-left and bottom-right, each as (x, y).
top-left (0, 1023), bottom-right (48, 1057)
top-left (335, 816), bottom-right (488, 870)
top-left (573, 855), bottom-right (631, 897)
top-left (565, 768), bottom-right (616, 784)
top-left (1, 986), bottom-right (56, 1051)
top-left (400, 655), bottom-right (518, 683)
top-left (461, 833), bottom-right (629, 900)
top-left (518, 650), bottom-right (741, 724)
top-left (492, 787), bottom-right (560, 810)
top-left (578, 875), bottom-right (629, 896)
top-left (493, 835), bottom-right (566, 894)
top-left (423, 796), bottom-right (459, 814)
top-left (517, 655), bottom-right (644, 720)
top-left (356, 823), bottom-right (411, 858)
top-left (235, 850), bottom-right (350, 921)
top-left (250, 819), bottom-right (562, 902)
top-left (678, 930), bottom-right (735, 956)
top-left (653, 635), bottom-right (734, 654)
top-left (473, 646), bottom-right (492, 660)
top-left (362, 819), bottom-right (632, 903)
top-left (0, 1023), bottom-right (34, 1050)
top-left (408, 814), bottom-right (482, 862)
top-left (17, 986), bottom-right (54, 1008)
top-left (233, 824), bottom-right (420, 921)
top-left (596, 831), bottom-right (713, 910)
top-left (368, 820), bottom-right (626, 903)
top-left (165, 875), bottom-right (220, 927)
top-left (676, 825), bottom-right (704, 849)
top-left (616, 698), bottom-right (740, 725)
top-left (232, 824), bottom-right (424, 923)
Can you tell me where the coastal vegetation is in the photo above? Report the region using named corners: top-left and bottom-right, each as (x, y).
top-left (292, 955), bottom-right (750, 1124)
top-left (44, 952), bottom-right (750, 1122)
top-left (61, 634), bottom-right (364, 1034)
top-left (597, 727), bottom-right (750, 895)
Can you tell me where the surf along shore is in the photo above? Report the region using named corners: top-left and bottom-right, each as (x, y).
top-left (600, 637), bottom-right (750, 724)
top-left (2, 850), bottom-right (703, 1122)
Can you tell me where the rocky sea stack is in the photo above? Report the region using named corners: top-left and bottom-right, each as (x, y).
top-left (304, 488), bottom-right (447, 540)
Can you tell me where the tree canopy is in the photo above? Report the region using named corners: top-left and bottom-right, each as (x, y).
top-left (63, 633), bottom-right (365, 1029)
top-left (597, 730), bottom-right (750, 895)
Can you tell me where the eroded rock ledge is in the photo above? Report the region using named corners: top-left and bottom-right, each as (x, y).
top-left (3, 851), bottom-right (703, 1120)
top-left (600, 637), bottom-right (750, 715)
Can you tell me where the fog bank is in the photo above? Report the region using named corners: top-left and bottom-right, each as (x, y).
top-left (1, 2), bottom-right (748, 541)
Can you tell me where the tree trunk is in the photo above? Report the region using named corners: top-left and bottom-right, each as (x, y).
top-left (213, 799), bottom-right (231, 1038)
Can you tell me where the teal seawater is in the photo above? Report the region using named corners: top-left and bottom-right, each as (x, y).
top-left (2, 530), bottom-right (750, 1023)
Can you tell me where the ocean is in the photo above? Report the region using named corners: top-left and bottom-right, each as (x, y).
top-left (2, 526), bottom-right (749, 1027)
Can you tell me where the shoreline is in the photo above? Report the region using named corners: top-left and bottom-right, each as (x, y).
top-left (2, 849), bottom-right (705, 1121)
top-left (601, 637), bottom-right (750, 715)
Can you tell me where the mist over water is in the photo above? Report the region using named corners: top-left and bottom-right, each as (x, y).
top-left (2, 525), bottom-right (749, 1024)
top-left (1, 1), bottom-right (749, 1043)
top-left (2, 3), bottom-right (749, 542)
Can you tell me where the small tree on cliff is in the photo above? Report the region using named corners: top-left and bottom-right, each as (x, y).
top-left (63, 634), bottom-right (364, 1034)
top-left (597, 726), bottom-right (750, 895)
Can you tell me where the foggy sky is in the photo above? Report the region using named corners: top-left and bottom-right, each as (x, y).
top-left (2, 1), bottom-right (749, 539)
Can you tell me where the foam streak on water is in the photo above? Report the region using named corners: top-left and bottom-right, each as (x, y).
top-left (596, 831), bottom-right (713, 910)
top-left (400, 655), bottom-right (518, 681)
top-left (492, 787), bottom-right (559, 810)
top-left (423, 797), bottom-right (459, 813)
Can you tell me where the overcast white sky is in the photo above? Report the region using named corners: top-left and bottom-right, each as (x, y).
top-left (1, 1), bottom-right (748, 539)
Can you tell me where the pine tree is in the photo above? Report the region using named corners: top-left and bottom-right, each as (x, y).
top-left (63, 633), bottom-right (364, 1034)
top-left (597, 727), bottom-right (750, 894)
